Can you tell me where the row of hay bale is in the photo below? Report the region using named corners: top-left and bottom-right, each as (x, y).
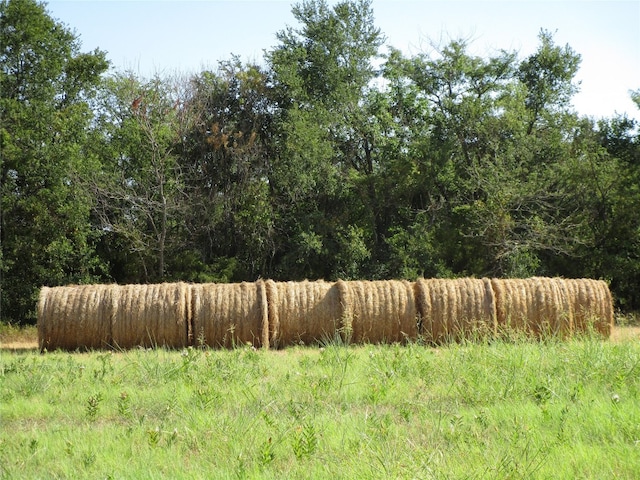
top-left (37, 277), bottom-right (614, 351)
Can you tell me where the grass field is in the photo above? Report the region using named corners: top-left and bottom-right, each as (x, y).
top-left (1, 327), bottom-right (639, 479)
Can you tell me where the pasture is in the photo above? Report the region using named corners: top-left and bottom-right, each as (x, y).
top-left (1, 326), bottom-right (639, 479)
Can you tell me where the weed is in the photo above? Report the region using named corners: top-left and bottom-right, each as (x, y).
top-left (94, 352), bottom-right (113, 380)
top-left (85, 393), bottom-right (103, 421)
top-left (81, 450), bottom-right (96, 468)
top-left (194, 385), bottom-right (220, 409)
top-left (64, 440), bottom-right (74, 457)
top-left (147, 427), bottom-right (161, 447)
top-left (291, 422), bottom-right (318, 459)
top-left (28, 438), bottom-right (38, 455)
top-left (259, 437), bottom-right (275, 465)
top-left (117, 391), bottom-right (132, 418)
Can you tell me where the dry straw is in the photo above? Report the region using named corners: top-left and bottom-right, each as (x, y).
top-left (111, 283), bottom-right (189, 349)
top-left (343, 280), bottom-right (417, 344)
top-left (37, 276), bottom-right (614, 351)
top-left (492, 278), bottom-right (534, 337)
top-left (531, 277), bottom-right (573, 337)
top-left (191, 281), bottom-right (267, 348)
top-left (564, 279), bottom-right (613, 337)
top-left (415, 278), bottom-right (496, 344)
top-left (336, 280), bottom-right (352, 343)
top-left (38, 284), bottom-right (114, 351)
top-left (491, 277), bottom-right (612, 338)
top-left (265, 280), bottom-right (342, 348)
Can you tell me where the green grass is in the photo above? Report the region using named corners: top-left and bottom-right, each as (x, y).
top-left (1, 335), bottom-right (639, 479)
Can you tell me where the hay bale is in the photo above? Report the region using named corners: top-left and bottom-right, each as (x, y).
top-left (257, 279), bottom-right (270, 349)
top-left (336, 280), bottom-right (352, 343)
top-left (492, 278), bottom-right (535, 336)
top-left (265, 280), bottom-right (342, 348)
top-left (38, 284), bottom-right (114, 351)
top-left (191, 281), bottom-right (265, 348)
top-left (531, 277), bottom-right (573, 337)
top-left (342, 280), bottom-right (417, 344)
top-left (491, 277), bottom-right (574, 338)
top-left (415, 279), bottom-right (447, 343)
top-left (549, 277), bottom-right (573, 336)
top-left (416, 278), bottom-right (496, 344)
top-left (265, 279), bottom-right (279, 347)
top-left (111, 283), bottom-right (189, 349)
top-left (37, 286), bottom-right (51, 351)
top-left (565, 279), bottom-right (613, 337)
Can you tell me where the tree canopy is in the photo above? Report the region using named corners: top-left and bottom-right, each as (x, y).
top-left (1, 0), bottom-right (639, 324)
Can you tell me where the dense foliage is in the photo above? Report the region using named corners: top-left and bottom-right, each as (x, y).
top-left (2, 0), bottom-right (639, 324)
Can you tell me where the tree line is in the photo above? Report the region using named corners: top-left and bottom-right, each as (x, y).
top-left (2, 0), bottom-right (639, 324)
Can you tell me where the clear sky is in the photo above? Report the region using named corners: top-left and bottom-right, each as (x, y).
top-left (46, 0), bottom-right (640, 120)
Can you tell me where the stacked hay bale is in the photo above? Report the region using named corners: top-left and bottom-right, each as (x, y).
top-left (265, 280), bottom-right (342, 347)
top-left (191, 280), bottom-right (268, 349)
top-left (111, 282), bottom-right (190, 349)
top-left (36, 277), bottom-right (614, 351)
top-left (38, 284), bottom-right (114, 351)
top-left (415, 278), bottom-right (496, 344)
top-left (340, 280), bottom-right (418, 344)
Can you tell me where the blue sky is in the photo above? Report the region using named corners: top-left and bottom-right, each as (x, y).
top-left (46, 0), bottom-right (640, 120)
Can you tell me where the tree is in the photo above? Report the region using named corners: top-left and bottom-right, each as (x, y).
top-left (90, 73), bottom-right (193, 283)
top-left (0, 0), bottom-right (108, 323)
top-left (178, 59), bottom-right (276, 281)
top-left (383, 32), bottom-right (594, 279)
top-left (517, 29), bottom-right (581, 134)
top-left (591, 111), bottom-right (640, 310)
top-left (265, 0), bottom-right (385, 279)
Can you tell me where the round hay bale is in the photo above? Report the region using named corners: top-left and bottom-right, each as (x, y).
top-left (257, 279), bottom-right (270, 349)
top-left (493, 277), bottom-right (586, 339)
top-left (595, 279), bottom-right (615, 337)
top-left (191, 282), bottom-right (265, 348)
top-left (111, 283), bottom-right (189, 349)
top-left (266, 280), bottom-right (342, 348)
top-left (265, 279), bottom-right (279, 347)
top-left (527, 277), bottom-right (565, 337)
top-left (37, 286), bottom-right (51, 351)
top-left (415, 279), bottom-right (451, 343)
top-left (37, 284), bottom-right (114, 351)
top-left (566, 279), bottom-right (613, 337)
top-left (550, 277), bottom-right (573, 337)
top-left (336, 279), bottom-right (352, 343)
top-left (416, 278), bottom-right (496, 344)
top-left (343, 280), bottom-right (418, 344)
top-left (491, 278), bottom-right (536, 337)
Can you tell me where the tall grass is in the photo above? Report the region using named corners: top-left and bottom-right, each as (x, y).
top-left (1, 334), bottom-right (639, 478)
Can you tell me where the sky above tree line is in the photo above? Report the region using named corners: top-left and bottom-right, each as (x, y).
top-left (46, 0), bottom-right (639, 120)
